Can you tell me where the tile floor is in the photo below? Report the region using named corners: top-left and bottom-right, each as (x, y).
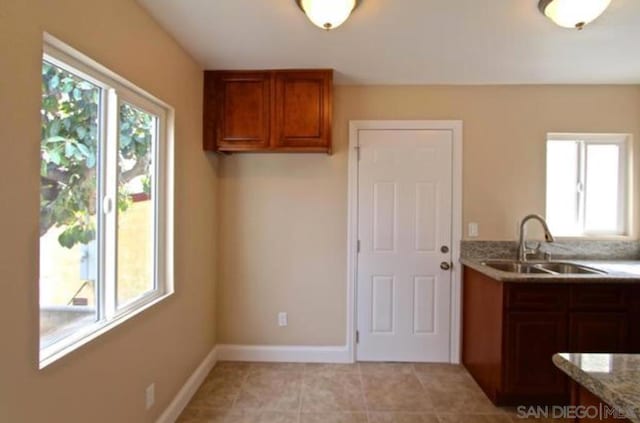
top-left (178, 362), bottom-right (568, 423)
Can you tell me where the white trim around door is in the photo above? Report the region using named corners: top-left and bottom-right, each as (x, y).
top-left (346, 120), bottom-right (463, 364)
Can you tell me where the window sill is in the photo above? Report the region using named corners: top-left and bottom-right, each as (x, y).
top-left (39, 291), bottom-right (173, 369)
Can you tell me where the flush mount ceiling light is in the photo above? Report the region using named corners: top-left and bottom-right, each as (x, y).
top-left (538, 0), bottom-right (612, 30)
top-left (295, 0), bottom-right (361, 30)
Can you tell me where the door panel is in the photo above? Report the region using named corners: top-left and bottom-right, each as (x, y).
top-left (413, 276), bottom-right (436, 333)
top-left (357, 129), bottom-right (453, 362)
top-left (213, 72), bottom-right (271, 150)
top-left (373, 182), bottom-right (397, 251)
top-left (415, 182), bottom-right (438, 252)
top-left (505, 312), bottom-right (568, 396)
top-left (569, 313), bottom-right (628, 353)
top-left (372, 276), bottom-right (395, 333)
top-left (273, 70), bottom-right (332, 150)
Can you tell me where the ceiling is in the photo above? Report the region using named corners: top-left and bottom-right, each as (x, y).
top-left (137, 0), bottom-right (640, 85)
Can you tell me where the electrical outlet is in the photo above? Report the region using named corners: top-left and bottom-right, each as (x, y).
top-left (145, 383), bottom-right (155, 410)
top-left (278, 312), bottom-right (288, 327)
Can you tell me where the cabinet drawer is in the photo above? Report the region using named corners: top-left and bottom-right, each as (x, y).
top-left (570, 285), bottom-right (628, 311)
top-left (506, 285), bottom-right (569, 311)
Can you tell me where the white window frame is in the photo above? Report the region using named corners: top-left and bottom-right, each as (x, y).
top-left (39, 34), bottom-right (174, 368)
top-left (545, 133), bottom-right (632, 238)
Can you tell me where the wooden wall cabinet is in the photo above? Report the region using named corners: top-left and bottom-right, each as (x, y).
top-left (463, 266), bottom-right (639, 406)
top-left (203, 69), bottom-right (332, 154)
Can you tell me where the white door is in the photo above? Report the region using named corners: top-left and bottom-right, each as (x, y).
top-left (356, 129), bottom-right (453, 362)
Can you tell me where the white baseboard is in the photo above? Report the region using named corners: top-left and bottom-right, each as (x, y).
top-left (156, 346), bottom-right (218, 423)
top-left (216, 344), bottom-right (352, 363)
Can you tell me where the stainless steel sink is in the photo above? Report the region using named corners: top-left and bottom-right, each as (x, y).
top-left (481, 260), bottom-right (605, 275)
top-left (536, 262), bottom-right (605, 275)
top-left (482, 261), bottom-right (551, 274)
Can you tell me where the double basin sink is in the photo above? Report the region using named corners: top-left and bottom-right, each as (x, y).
top-left (481, 260), bottom-right (606, 275)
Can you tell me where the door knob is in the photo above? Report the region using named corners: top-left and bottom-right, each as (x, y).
top-left (440, 262), bottom-right (452, 271)
top-left (440, 246), bottom-right (449, 253)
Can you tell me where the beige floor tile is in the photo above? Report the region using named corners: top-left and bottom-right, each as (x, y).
top-left (304, 363), bottom-right (360, 375)
top-left (189, 367), bottom-right (248, 409)
top-left (180, 361), bottom-right (550, 422)
top-left (503, 407), bottom-right (573, 423)
top-left (300, 412), bottom-right (368, 423)
top-left (225, 409), bottom-right (300, 423)
top-left (301, 372), bottom-right (366, 412)
top-left (250, 362), bottom-right (306, 372)
top-left (368, 412), bottom-right (440, 422)
top-left (437, 414), bottom-right (510, 423)
top-left (363, 373), bottom-right (433, 412)
top-left (177, 407), bottom-right (228, 422)
top-left (412, 364), bottom-right (468, 375)
top-left (481, 415), bottom-right (514, 423)
top-left (360, 362), bottom-right (416, 375)
top-left (417, 374), bottom-right (480, 393)
top-left (424, 385), bottom-right (498, 414)
top-left (413, 364), bottom-right (479, 391)
top-left (234, 370), bottom-right (302, 411)
top-left (215, 361), bottom-right (254, 371)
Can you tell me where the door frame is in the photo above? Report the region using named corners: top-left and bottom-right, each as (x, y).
top-left (346, 120), bottom-right (463, 363)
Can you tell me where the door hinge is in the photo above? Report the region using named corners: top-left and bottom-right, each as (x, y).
top-left (355, 146), bottom-right (360, 161)
top-left (357, 240), bottom-right (361, 253)
top-left (356, 330), bottom-right (360, 344)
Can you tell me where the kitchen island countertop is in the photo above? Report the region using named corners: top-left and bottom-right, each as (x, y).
top-left (553, 353), bottom-right (640, 423)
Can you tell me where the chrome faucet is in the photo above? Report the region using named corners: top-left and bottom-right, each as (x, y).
top-left (517, 214), bottom-right (555, 262)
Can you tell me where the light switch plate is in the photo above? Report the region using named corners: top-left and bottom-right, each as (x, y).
top-left (468, 222), bottom-right (479, 238)
top-left (145, 383), bottom-right (155, 410)
top-left (278, 312), bottom-right (288, 327)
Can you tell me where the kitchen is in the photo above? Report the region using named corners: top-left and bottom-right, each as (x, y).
top-left (2, 0), bottom-right (640, 422)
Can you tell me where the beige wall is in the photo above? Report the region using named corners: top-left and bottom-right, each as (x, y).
top-left (0, 0), bottom-right (217, 422)
top-left (217, 85), bottom-right (640, 346)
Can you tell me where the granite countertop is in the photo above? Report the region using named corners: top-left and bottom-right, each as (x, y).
top-left (553, 353), bottom-right (640, 423)
top-left (461, 257), bottom-right (640, 283)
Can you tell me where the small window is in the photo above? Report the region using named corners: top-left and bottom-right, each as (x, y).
top-left (545, 133), bottom-right (630, 237)
top-left (39, 35), bottom-right (173, 367)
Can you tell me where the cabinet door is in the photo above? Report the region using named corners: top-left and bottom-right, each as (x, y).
top-left (630, 312), bottom-right (640, 353)
top-left (569, 313), bottom-right (628, 353)
top-left (208, 71), bottom-right (271, 151)
top-left (631, 287), bottom-right (640, 352)
top-left (273, 70), bottom-right (332, 152)
top-left (505, 312), bottom-right (568, 397)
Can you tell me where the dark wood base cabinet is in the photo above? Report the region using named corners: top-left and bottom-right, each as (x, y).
top-left (462, 267), bottom-right (640, 406)
top-left (570, 382), bottom-right (632, 423)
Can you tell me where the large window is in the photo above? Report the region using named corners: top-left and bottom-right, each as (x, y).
top-left (545, 133), bottom-right (630, 237)
top-left (39, 36), bottom-right (173, 367)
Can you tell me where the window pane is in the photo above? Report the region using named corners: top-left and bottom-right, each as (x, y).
top-left (40, 61), bottom-right (101, 349)
top-left (117, 103), bottom-right (156, 307)
top-left (546, 141), bottom-right (580, 235)
top-left (585, 144), bottom-right (620, 233)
